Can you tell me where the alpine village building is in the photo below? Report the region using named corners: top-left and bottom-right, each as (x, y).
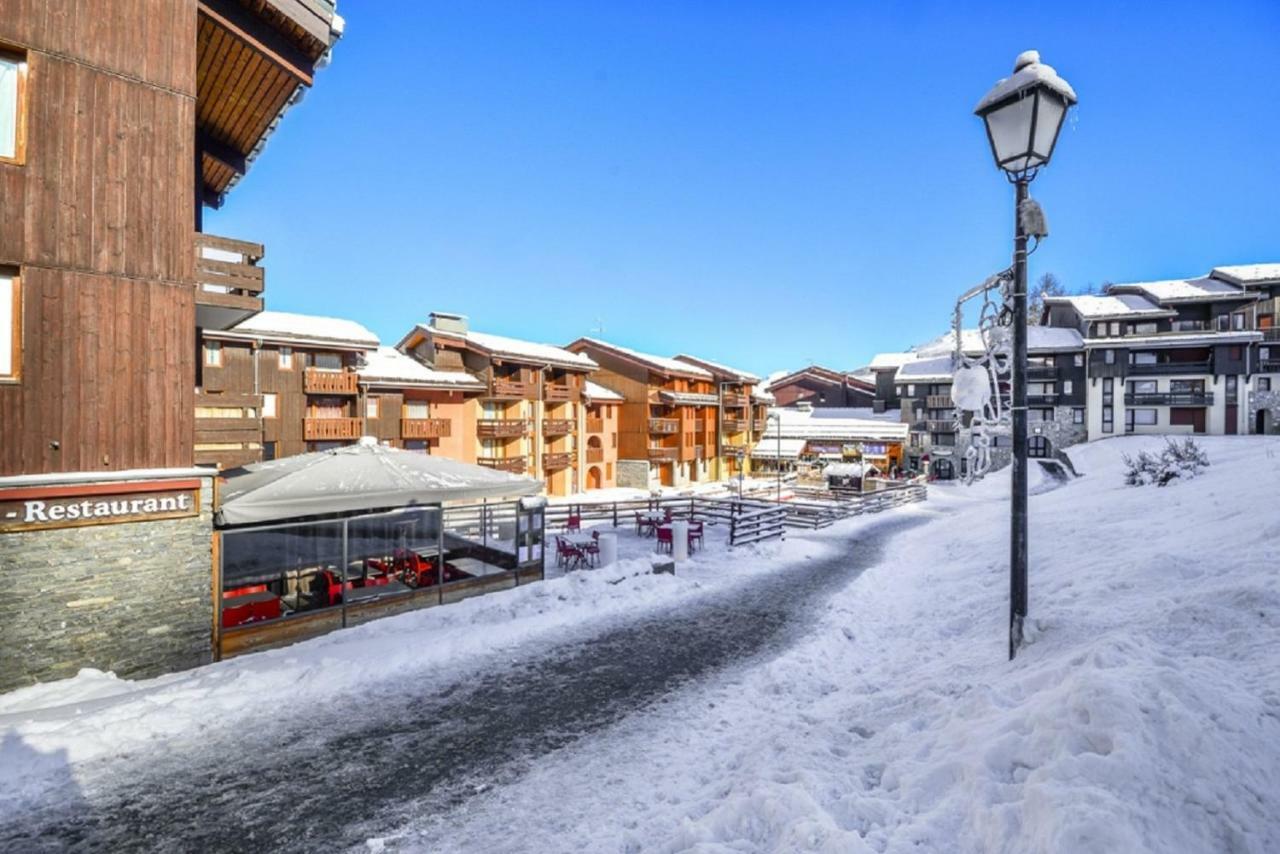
top-left (767, 365), bottom-right (875, 409)
top-left (0, 0), bottom-right (344, 690)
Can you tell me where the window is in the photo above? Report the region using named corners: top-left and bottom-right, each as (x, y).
top-left (1102, 406), bottom-right (1114, 434)
top-left (1028, 436), bottom-right (1050, 458)
top-left (1130, 380), bottom-right (1157, 394)
top-left (1229, 346), bottom-right (1242, 360)
top-left (1225, 376), bottom-right (1237, 395)
top-left (1132, 322), bottom-right (1158, 335)
top-left (1062, 380), bottom-right (1073, 395)
top-left (1110, 322), bottom-right (1121, 336)
top-left (0, 48), bottom-right (27, 163)
top-left (1170, 379), bottom-right (1204, 394)
top-left (203, 340), bottom-right (223, 367)
top-left (1233, 314), bottom-right (1245, 331)
top-left (262, 441), bottom-right (277, 461)
top-left (1028, 382), bottom-right (1056, 396)
top-left (404, 402), bottom-right (429, 419)
top-left (1131, 351), bottom-right (1157, 365)
top-left (1073, 353), bottom-right (1084, 367)
top-left (1259, 378), bottom-right (1272, 392)
top-left (907, 384), bottom-right (915, 396)
top-left (366, 397), bottom-right (379, 419)
top-left (1262, 347), bottom-right (1272, 361)
top-left (611, 433), bottom-right (617, 448)
top-left (0, 268), bottom-right (18, 381)
top-left (279, 347), bottom-right (293, 370)
top-left (312, 352), bottom-right (342, 371)
top-left (1072, 407), bottom-right (1084, 424)
top-left (262, 393), bottom-right (277, 418)
top-left (1133, 409), bottom-right (1157, 426)
top-left (1102, 377), bottom-right (1114, 404)
top-left (1104, 349), bottom-right (1115, 365)
top-left (606, 462), bottom-right (613, 480)
top-left (1029, 408), bottom-right (1053, 422)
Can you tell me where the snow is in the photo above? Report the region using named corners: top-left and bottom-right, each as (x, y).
top-left (916, 327), bottom-right (1083, 357)
top-left (672, 354), bottom-right (761, 383)
top-left (7, 436), bottom-right (1279, 854)
top-left (1044, 293), bottom-right (1172, 320)
top-left (583, 380), bottom-right (624, 402)
top-left (1081, 330), bottom-right (1260, 349)
top-left (869, 351), bottom-right (918, 369)
top-left (1108, 276), bottom-right (1248, 303)
top-left (357, 346), bottom-right (484, 388)
top-left (387, 435), bottom-right (1280, 853)
top-left (750, 437), bottom-right (807, 459)
top-left (574, 337), bottom-right (714, 378)
top-left (806, 406), bottom-right (901, 423)
top-left (457, 329), bottom-right (597, 370)
top-left (765, 407), bottom-right (910, 443)
top-left (895, 354), bottom-right (955, 382)
top-left (1210, 263), bottom-right (1280, 286)
top-left (975, 50), bottom-right (1077, 112)
top-left (227, 310), bottom-right (380, 347)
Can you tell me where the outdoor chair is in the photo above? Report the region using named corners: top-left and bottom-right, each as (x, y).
top-left (688, 521), bottom-right (704, 552)
top-left (582, 531), bottom-right (601, 567)
top-left (314, 569), bottom-right (345, 608)
top-left (555, 536), bottom-right (584, 570)
top-left (566, 514), bottom-right (582, 532)
top-left (663, 508), bottom-right (674, 523)
top-left (655, 526), bottom-right (673, 554)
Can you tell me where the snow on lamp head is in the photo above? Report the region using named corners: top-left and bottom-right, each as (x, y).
top-left (975, 50), bottom-right (1077, 177)
top-left (950, 364), bottom-right (992, 412)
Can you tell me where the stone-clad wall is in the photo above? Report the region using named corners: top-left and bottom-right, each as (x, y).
top-left (1249, 388), bottom-right (1280, 433)
top-left (0, 477), bottom-right (215, 691)
top-left (616, 459), bottom-right (650, 490)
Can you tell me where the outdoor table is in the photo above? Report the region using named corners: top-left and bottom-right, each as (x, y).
top-left (639, 511), bottom-right (665, 537)
top-left (345, 579), bottom-right (411, 604)
top-left (656, 523), bottom-right (698, 554)
top-left (563, 532), bottom-right (596, 548)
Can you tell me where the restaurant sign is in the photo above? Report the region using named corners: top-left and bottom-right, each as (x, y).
top-left (0, 480), bottom-right (201, 533)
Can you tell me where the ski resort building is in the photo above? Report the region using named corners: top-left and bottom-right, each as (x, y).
top-left (767, 366), bottom-right (875, 409)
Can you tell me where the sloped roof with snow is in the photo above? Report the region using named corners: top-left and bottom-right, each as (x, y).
top-left (225, 311), bottom-right (380, 348)
top-left (895, 355), bottom-right (955, 383)
top-left (1043, 293), bottom-right (1173, 320)
top-left (917, 327), bottom-right (1082, 356)
top-left (673, 354), bottom-right (760, 383)
top-left (571, 338), bottom-right (713, 379)
top-left (358, 347), bottom-right (484, 389)
top-left (583, 380), bottom-right (624, 402)
top-left (762, 407), bottom-right (909, 443)
top-left (1108, 277), bottom-right (1251, 304)
top-left (869, 352), bottom-right (918, 370)
top-left (457, 329), bottom-right (596, 370)
top-left (1210, 264), bottom-right (1280, 287)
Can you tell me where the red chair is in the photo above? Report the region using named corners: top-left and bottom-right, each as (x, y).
top-left (581, 531), bottom-right (601, 567)
top-left (556, 536), bottom-right (584, 570)
top-left (314, 569), bottom-right (345, 607)
top-left (655, 526), bottom-right (673, 554)
top-left (566, 513), bottom-right (582, 532)
top-left (662, 508), bottom-right (674, 523)
top-left (223, 584), bottom-right (267, 600)
top-left (688, 521), bottom-right (704, 552)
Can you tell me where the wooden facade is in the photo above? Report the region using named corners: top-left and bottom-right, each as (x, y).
top-left (769, 365), bottom-right (875, 409)
top-left (0, 0), bottom-right (339, 477)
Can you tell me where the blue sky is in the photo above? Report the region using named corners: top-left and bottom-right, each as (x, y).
top-left (208, 0), bottom-right (1280, 376)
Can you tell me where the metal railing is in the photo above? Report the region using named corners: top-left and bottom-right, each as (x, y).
top-left (1126, 360), bottom-right (1213, 375)
top-left (1123, 392), bottom-right (1214, 406)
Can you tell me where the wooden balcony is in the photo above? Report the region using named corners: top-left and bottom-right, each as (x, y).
top-left (1025, 365), bottom-right (1058, 380)
top-left (721, 417), bottom-right (745, 433)
top-left (720, 391), bottom-right (746, 408)
top-left (585, 417), bottom-right (605, 433)
top-left (304, 368), bottom-right (358, 395)
top-left (926, 394), bottom-right (953, 409)
top-left (648, 446), bottom-right (678, 461)
top-left (477, 419), bottom-right (528, 439)
top-left (927, 419), bottom-right (957, 434)
top-left (304, 417), bottom-right (363, 441)
top-left (488, 375), bottom-right (534, 399)
top-left (648, 418), bottom-right (679, 435)
top-left (543, 383), bottom-right (577, 403)
top-left (194, 233), bottom-right (265, 330)
top-left (752, 419), bottom-right (768, 433)
top-left (543, 419), bottom-right (575, 436)
top-left (401, 418), bottom-right (451, 440)
top-left (194, 448), bottom-right (262, 469)
top-left (542, 452), bottom-right (572, 471)
top-left (1027, 393), bottom-right (1058, 405)
top-left (585, 447), bottom-right (604, 463)
top-left (477, 456), bottom-right (527, 474)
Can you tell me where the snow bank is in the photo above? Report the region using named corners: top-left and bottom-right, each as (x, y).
top-left (396, 436), bottom-right (1280, 854)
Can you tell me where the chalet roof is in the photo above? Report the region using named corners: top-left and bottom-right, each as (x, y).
top-left (1042, 293), bottom-right (1174, 321)
top-left (411, 324), bottom-right (597, 371)
top-left (583, 380), bottom-right (624, 402)
top-left (1107, 277), bottom-right (1252, 304)
top-left (869, 352), bottom-right (918, 370)
top-left (762, 408), bottom-right (909, 443)
top-left (1210, 264), bottom-right (1280, 287)
top-left (895, 355), bottom-right (955, 383)
top-left (750, 438), bottom-right (806, 460)
top-left (569, 338), bottom-right (713, 379)
top-left (672, 354), bottom-right (760, 383)
top-left (223, 310), bottom-right (379, 349)
top-left (357, 347), bottom-right (484, 390)
top-left (768, 364), bottom-right (852, 389)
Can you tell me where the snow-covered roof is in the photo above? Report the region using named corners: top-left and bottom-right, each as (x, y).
top-left (895, 355), bottom-right (955, 383)
top-left (1210, 264), bottom-right (1280, 287)
top-left (918, 326), bottom-right (1083, 356)
top-left (442, 328), bottom-right (596, 371)
top-left (1081, 331), bottom-right (1261, 348)
top-left (673, 354), bottom-right (760, 383)
top-left (582, 380), bottom-right (624, 402)
top-left (751, 388), bottom-right (776, 404)
top-left (1108, 277), bottom-right (1250, 304)
top-left (358, 347), bottom-right (484, 389)
top-left (824, 462), bottom-right (879, 479)
top-left (1043, 293), bottom-right (1173, 320)
top-left (869, 352), bottom-right (918, 370)
top-left (749, 437), bottom-right (806, 460)
top-left (659, 391), bottom-right (719, 407)
top-left (572, 338), bottom-right (713, 379)
top-left (807, 406), bottom-right (902, 423)
top-left (975, 50), bottom-right (1077, 113)
top-left (224, 311), bottom-right (380, 348)
top-left (761, 407), bottom-right (909, 443)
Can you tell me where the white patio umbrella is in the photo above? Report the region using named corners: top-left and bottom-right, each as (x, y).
top-left (216, 437), bottom-right (541, 526)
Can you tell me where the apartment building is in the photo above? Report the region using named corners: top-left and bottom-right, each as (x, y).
top-left (357, 346), bottom-right (486, 456)
top-left (768, 366), bottom-right (875, 409)
top-left (583, 381), bottom-right (623, 490)
top-left (672, 354), bottom-right (773, 478)
top-left (565, 338), bottom-right (722, 488)
top-left (398, 313), bottom-right (598, 496)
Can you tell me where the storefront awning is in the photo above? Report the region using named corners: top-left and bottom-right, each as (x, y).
top-left (217, 438), bottom-right (541, 526)
top-left (751, 437), bottom-right (806, 460)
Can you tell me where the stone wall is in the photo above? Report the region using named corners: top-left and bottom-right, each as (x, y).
top-left (1248, 388), bottom-right (1280, 434)
top-left (616, 459), bottom-right (650, 490)
top-left (0, 477), bottom-right (215, 691)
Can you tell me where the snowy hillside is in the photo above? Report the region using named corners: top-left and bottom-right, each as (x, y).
top-left (389, 436), bottom-right (1280, 853)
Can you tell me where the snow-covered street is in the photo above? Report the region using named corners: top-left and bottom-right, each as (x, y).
top-left (3, 436), bottom-right (1279, 853)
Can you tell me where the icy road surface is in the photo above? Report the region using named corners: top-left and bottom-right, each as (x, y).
top-left (3, 518), bottom-right (923, 853)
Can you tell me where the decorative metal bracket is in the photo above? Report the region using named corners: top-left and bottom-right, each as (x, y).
top-left (951, 268), bottom-right (1015, 483)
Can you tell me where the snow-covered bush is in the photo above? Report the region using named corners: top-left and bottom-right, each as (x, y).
top-left (1122, 438), bottom-right (1210, 487)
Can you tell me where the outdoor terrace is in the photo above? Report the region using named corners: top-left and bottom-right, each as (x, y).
top-left (649, 418), bottom-right (679, 435)
top-left (195, 233), bottom-right (265, 330)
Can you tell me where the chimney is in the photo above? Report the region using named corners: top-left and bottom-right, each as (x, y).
top-left (428, 311), bottom-right (469, 334)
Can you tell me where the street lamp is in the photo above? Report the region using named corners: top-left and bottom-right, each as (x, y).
top-left (768, 412), bottom-right (783, 503)
top-left (975, 50), bottom-right (1076, 661)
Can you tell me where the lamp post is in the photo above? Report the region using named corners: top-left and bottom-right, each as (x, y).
top-left (768, 412), bottom-right (783, 503)
top-left (974, 50), bottom-right (1076, 661)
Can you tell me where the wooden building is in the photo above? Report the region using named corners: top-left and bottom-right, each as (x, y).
top-left (768, 365), bottom-right (874, 410)
top-left (358, 346), bottom-right (487, 456)
top-left (565, 338), bottom-right (724, 488)
top-left (673, 354), bottom-right (772, 478)
top-left (582, 380), bottom-right (623, 490)
top-left (398, 313), bottom-right (599, 497)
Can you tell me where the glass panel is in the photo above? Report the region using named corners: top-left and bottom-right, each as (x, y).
top-left (312, 352), bottom-right (342, 370)
top-left (985, 95), bottom-right (1034, 169)
top-left (1032, 90), bottom-right (1066, 160)
top-left (0, 54), bottom-right (18, 159)
top-left (221, 520), bottom-right (346, 624)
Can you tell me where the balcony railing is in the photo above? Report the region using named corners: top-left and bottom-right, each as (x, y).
top-left (1127, 360), bottom-right (1213, 375)
top-left (477, 419), bottom-right (528, 438)
top-left (1261, 328), bottom-right (1280, 342)
top-left (477, 456), bottom-right (527, 474)
top-left (1027, 393), bottom-right (1058, 405)
top-left (927, 419), bottom-right (957, 434)
top-left (401, 418), bottom-right (451, 439)
top-left (1025, 366), bottom-right (1058, 380)
top-left (925, 394), bottom-right (953, 409)
top-left (648, 418), bottom-right (679, 434)
top-left (1258, 359), bottom-right (1280, 372)
top-left (1124, 393), bottom-right (1214, 406)
top-left (542, 419), bottom-right (574, 436)
top-left (585, 417), bottom-right (605, 433)
top-left (648, 446), bottom-right (678, 461)
top-left (752, 419), bottom-right (768, 433)
top-left (489, 376), bottom-right (533, 399)
top-left (304, 368), bottom-right (358, 395)
top-left (543, 383), bottom-right (577, 402)
top-left (194, 232), bottom-right (265, 329)
top-left (721, 417), bottom-right (745, 433)
top-left (304, 417), bottom-right (362, 441)
top-left (585, 447), bottom-right (604, 463)
top-left (542, 452), bottom-right (572, 471)
top-left (720, 391), bottom-right (746, 408)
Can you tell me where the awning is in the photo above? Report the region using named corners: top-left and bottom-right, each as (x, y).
top-left (217, 439), bottom-right (541, 526)
top-left (751, 437), bottom-right (806, 460)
